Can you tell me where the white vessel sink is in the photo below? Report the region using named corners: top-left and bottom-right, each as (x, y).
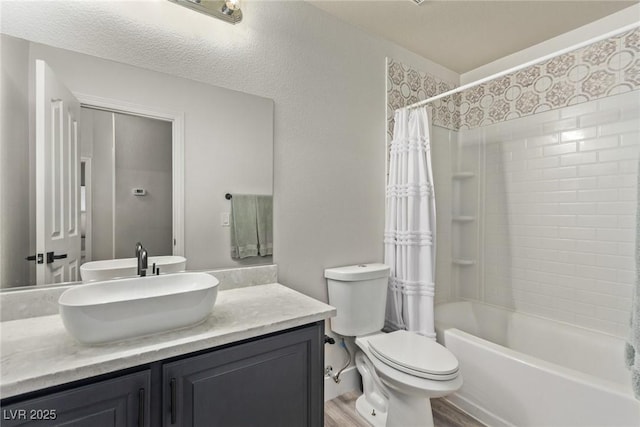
top-left (80, 256), bottom-right (186, 282)
top-left (59, 272), bottom-right (219, 344)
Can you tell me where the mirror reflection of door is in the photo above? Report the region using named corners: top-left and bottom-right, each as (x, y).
top-left (80, 108), bottom-right (173, 263)
top-left (34, 60), bottom-right (81, 285)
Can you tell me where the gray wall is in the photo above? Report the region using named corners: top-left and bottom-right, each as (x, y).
top-left (0, 35), bottom-right (30, 288)
top-left (0, 1), bottom-right (458, 301)
top-left (80, 109), bottom-right (173, 260)
top-left (114, 112), bottom-right (172, 258)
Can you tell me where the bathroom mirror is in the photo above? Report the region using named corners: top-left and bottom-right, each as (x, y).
top-left (1, 34), bottom-right (274, 290)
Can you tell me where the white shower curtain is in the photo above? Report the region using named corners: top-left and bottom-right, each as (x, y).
top-left (384, 107), bottom-right (437, 339)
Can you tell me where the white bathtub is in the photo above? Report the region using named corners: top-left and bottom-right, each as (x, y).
top-left (434, 301), bottom-right (640, 427)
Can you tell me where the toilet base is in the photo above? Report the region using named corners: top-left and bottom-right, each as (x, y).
top-left (355, 394), bottom-right (387, 427)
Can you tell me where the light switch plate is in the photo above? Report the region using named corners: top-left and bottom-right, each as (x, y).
top-left (221, 212), bottom-right (230, 227)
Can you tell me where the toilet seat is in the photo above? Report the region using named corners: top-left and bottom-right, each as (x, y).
top-left (355, 333), bottom-right (462, 398)
top-left (367, 330), bottom-right (459, 381)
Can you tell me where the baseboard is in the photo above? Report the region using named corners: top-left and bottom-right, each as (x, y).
top-left (324, 366), bottom-right (360, 402)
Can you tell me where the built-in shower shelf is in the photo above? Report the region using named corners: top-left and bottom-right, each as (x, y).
top-left (452, 259), bottom-right (476, 266)
top-left (452, 216), bottom-right (475, 222)
top-left (452, 172), bottom-right (475, 180)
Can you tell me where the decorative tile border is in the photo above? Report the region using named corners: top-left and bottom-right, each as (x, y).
top-left (387, 27), bottom-right (640, 132)
top-left (386, 58), bottom-right (457, 139)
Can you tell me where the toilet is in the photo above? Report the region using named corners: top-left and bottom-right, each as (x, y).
top-left (325, 263), bottom-right (462, 427)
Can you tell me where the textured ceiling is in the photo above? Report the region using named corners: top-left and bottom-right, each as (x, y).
top-left (309, 0), bottom-right (639, 73)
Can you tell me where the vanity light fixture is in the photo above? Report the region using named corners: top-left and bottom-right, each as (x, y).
top-left (169, 0), bottom-right (243, 24)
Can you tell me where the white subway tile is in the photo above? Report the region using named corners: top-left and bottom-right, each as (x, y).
top-left (596, 254), bottom-right (634, 270)
top-left (595, 227), bottom-right (635, 242)
top-left (618, 242), bottom-right (634, 256)
top-left (573, 239), bottom-right (618, 255)
top-left (618, 269), bottom-right (636, 285)
top-left (566, 299), bottom-right (597, 316)
top-left (528, 156), bottom-right (560, 169)
top-left (560, 152), bottom-right (597, 166)
top-left (578, 135), bottom-right (618, 152)
top-left (594, 306), bottom-right (629, 324)
top-left (560, 102), bottom-right (598, 119)
top-left (543, 117), bottom-right (578, 134)
top-left (557, 202), bottom-right (597, 215)
top-left (543, 142), bottom-right (577, 157)
top-left (591, 280), bottom-right (632, 297)
top-left (598, 174), bottom-right (636, 188)
top-left (543, 191), bottom-right (577, 203)
top-left (538, 215), bottom-right (576, 227)
top-left (574, 265), bottom-right (618, 281)
top-left (618, 159), bottom-right (638, 173)
top-left (597, 91), bottom-right (639, 110)
top-left (512, 147), bottom-right (543, 160)
top-left (620, 107), bottom-right (640, 122)
top-left (539, 237), bottom-right (575, 251)
top-left (560, 127), bottom-right (597, 142)
top-left (558, 227), bottom-right (596, 240)
top-left (577, 189), bottom-right (619, 202)
top-left (596, 201), bottom-right (636, 215)
top-left (598, 146), bottom-right (639, 162)
top-left (619, 131), bottom-right (639, 147)
top-left (578, 110), bottom-right (620, 128)
top-left (543, 166), bottom-right (577, 179)
top-left (576, 214), bottom-right (617, 228)
top-left (599, 119), bottom-right (640, 137)
top-left (527, 134), bottom-right (559, 147)
top-left (578, 162), bottom-right (619, 177)
top-left (618, 214), bottom-right (635, 228)
top-left (558, 177), bottom-right (597, 190)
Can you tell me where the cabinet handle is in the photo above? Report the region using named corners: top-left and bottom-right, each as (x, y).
top-left (138, 388), bottom-right (145, 427)
top-left (170, 378), bottom-right (177, 424)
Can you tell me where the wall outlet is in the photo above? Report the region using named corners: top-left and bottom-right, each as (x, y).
top-left (221, 212), bottom-right (230, 227)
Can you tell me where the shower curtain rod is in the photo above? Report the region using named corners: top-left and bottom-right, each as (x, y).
top-left (405, 22), bottom-right (640, 110)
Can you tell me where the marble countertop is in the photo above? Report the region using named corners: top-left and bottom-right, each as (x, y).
top-left (0, 283), bottom-right (335, 398)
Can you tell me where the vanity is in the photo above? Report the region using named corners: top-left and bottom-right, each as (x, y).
top-left (0, 280), bottom-right (335, 426)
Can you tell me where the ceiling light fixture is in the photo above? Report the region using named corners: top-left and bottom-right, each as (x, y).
top-left (169, 0), bottom-right (243, 24)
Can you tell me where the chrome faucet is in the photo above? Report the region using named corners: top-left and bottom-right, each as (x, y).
top-left (135, 242), bottom-right (143, 259)
top-left (136, 242), bottom-right (148, 276)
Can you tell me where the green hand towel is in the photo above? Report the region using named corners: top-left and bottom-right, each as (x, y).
top-left (230, 195), bottom-right (259, 259)
top-left (256, 195), bottom-right (273, 257)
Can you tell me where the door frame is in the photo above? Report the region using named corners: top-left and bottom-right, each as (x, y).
top-left (74, 93), bottom-right (185, 256)
top-left (80, 157), bottom-right (92, 263)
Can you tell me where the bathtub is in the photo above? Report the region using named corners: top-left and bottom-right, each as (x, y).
top-left (434, 301), bottom-right (640, 427)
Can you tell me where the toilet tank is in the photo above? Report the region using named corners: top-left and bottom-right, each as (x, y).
top-left (325, 263), bottom-right (390, 337)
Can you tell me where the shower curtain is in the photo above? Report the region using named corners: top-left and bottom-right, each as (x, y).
top-left (384, 107), bottom-right (437, 339)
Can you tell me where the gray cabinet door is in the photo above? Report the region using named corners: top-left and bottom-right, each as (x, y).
top-left (163, 323), bottom-right (323, 427)
top-left (1, 371), bottom-right (150, 427)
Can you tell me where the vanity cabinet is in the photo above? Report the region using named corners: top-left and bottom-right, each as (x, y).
top-left (163, 324), bottom-right (322, 427)
top-left (1, 371), bottom-right (151, 427)
top-left (1, 322), bottom-right (324, 427)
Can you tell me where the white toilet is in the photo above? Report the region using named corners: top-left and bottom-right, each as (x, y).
top-left (325, 263), bottom-right (462, 427)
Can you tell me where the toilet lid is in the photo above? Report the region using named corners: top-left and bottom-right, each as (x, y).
top-left (367, 330), bottom-right (459, 378)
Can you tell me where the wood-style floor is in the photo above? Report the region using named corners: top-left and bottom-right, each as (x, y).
top-left (324, 391), bottom-right (486, 427)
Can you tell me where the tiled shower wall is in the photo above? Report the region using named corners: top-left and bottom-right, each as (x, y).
top-left (460, 90), bottom-right (639, 337)
top-left (387, 26), bottom-right (640, 337)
